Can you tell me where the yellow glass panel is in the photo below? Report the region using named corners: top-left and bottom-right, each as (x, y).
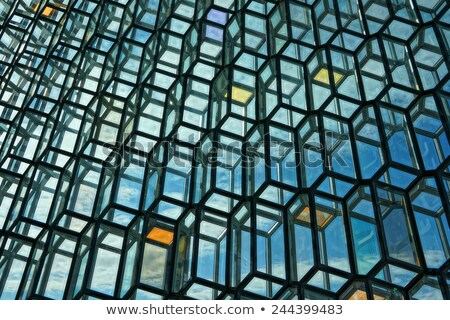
top-left (348, 290), bottom-right (367, 300)
top-left (147, 227), bottom-right (174, 245)
top-left (224, 86), bottom-right (253, 104)
top-left (178, 235), bottom-right (187, 253)
top-left (42, 7), bottom-right (54, 16)
top-left (33, 3), bottom-right (58, 16)
top-left (296, 206), bottom-right (333, 228)
top-left (314, 68), bottom-right (344, 85)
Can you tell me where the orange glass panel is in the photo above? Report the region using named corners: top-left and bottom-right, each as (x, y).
top-left (316, 209), bottom-right (333, 228)
top-left (296, 207), bottom-right (311, 224)
top-left (34, 3), bottom-right (67, 16)
top-left (147, 227), bottom-right (174, 245)
top-left (42, 6), bottom-right (54, 16)
top-left (34, 4), bottom-right (54, 16)
top-left (296, 206), bottom-right (333, 228)
top-left (348, 290), bottom-right (367, 300)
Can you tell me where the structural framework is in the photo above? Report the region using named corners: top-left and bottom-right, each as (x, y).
top-left (0, 0), bottom-right (449, 300)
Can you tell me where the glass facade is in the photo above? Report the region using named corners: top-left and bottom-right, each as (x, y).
top-left (0, 0), bottom-right (449, 300)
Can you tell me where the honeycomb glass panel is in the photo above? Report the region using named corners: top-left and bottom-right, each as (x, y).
top-left (0, 0), bottom-right (449, 301)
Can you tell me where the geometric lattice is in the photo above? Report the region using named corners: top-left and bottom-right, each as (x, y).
top-left (0, 0), bottom-right (449, 300)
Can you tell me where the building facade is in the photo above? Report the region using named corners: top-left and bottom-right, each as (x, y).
top-left (0, 0), bottom-right (449, 299)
